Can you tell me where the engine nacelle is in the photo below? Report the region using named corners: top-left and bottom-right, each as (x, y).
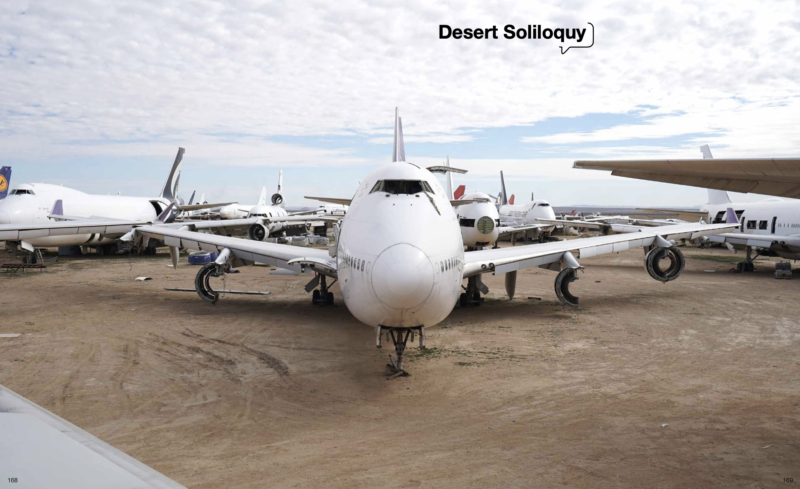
top-left (247, 223), bottom-right (269, 241)
top-left (554, 267), bottom-right (580, 306)
top-left (271, 192), bottom-right (284, 207)
top-left (644, 246), bottom-right (685, 282)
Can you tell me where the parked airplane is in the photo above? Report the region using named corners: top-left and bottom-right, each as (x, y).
top-left (219, 186), bottom-right (270, 220)
top-left (496, 171), bottom-right (558, 241)
top-left (0, 166), bottom-right (11, 200)
top-left (124, 108), bottom-right (739, 377)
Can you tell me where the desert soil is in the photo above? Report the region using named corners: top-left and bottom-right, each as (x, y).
top-left (0, 246), bottom-right (798, 488)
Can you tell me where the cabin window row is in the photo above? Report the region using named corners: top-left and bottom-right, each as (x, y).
top-left (343, 253), bottom-right (367, 273)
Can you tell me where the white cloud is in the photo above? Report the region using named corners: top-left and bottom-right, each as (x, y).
top-left (1, 0), bottom-right (799, 203)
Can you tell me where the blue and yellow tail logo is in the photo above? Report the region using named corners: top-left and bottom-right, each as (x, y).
top-left (0, 175), bottom-right (7, 193)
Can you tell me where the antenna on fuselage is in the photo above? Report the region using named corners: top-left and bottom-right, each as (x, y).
top-left (392, 107), bottom-right (406, 162)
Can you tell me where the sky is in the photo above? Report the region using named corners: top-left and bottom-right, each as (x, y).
top-left (1, 0), bottom-right (799, 207)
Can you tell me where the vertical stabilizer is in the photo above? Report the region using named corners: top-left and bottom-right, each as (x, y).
top-left (160, 148), bottom-right (185, 201)
top-left (445, 155), bottom-right (454, 199)
top-left (509, 195), bottom-right (515, 205)
top-left (187, 191), bottom-right (195, 205)
top-left (453, 185), bottom-right (465, 200)
top-left (700, 146), bottom-right (731, 204)
top-left (278, 169), bottom-right (283, 193)
top-left (499, 171), bottom-right (508, 206)
top-left (198, 193), bottom-right (205, 205)
top-left (392, 107), bottom-right (406, 162)
top-left (0, 166), bottom-right (10, 199)
top-left (258, 186), bottom-right (268, 206)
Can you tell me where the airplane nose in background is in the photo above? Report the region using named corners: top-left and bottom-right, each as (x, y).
top-left (0, 211), bottom-right (9, 224)
top-left (372, 244), bottom-right (434, 310)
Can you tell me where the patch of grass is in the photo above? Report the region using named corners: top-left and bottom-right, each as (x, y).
top-left (455, 362), bottom-right (476, 367)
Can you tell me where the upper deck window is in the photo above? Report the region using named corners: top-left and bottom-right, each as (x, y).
top-left (370, 180), bottom-right (433, 195)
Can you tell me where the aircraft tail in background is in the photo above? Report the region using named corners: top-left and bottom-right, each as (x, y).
top-left (509, 194), bottom-right (515, 205)
top-left (499, 171), bottom-right (508, 206)
top-left (160, 148), bottom-right (185, 202)
top-left (257, 186), bottom-right (268, 206)
top-left (392, 107), bottom-right (406, 162)
top-left (0, 166), bottom-right (11, 199)
top-left (700, 145), bottom-right (732, 205)
top-left (453, 185), bottom-right (465, 200)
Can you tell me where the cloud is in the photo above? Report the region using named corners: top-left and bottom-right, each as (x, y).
top-left (1, 0), bottom-right (799, 204)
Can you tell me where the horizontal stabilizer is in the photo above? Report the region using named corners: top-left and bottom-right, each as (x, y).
top-left (427, 166), bottom-right (468, 174)
top-left (305, 196), bottom-right (352, 206)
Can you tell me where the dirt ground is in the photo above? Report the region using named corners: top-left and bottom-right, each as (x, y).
top-left (1, 245), bottom-right (798, 488)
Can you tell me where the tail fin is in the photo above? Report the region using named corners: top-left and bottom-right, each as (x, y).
top-left (50, 199), bottom-right (63, 216)
top-left (708, 189), bottom-right (731, 205)
top-left (700, 145), bottom-right (731, 204)
top-left (499, 171), bottom-right (508, 206)
top-left (156, 203), bottom-right (177, 223)
top-left (160, 148), bottom-right (185, 201)
top-left (199, 193), bottom-right (206, 205)
top-left (445, 155), bottom-right (454, 199)
top-left (277, 169), bottom-right (283, 193)
top-left (0, 166), bottom-right (11, 199)
top-left (454, 185), bottom-right (465, 200)
top-left (509, 194), bottom-right (515, 205)
top-left (725, 207), bottom-right (738, 224)
top-left (257, 186), bottom-right (268, 206)
top-left (392, 107), bottom-right (406, 162)
top-left (187, 191), bottom-right (195, 205)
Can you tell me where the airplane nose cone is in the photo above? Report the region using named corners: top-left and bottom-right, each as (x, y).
top-left (371, 244), bottom-right (434, 310)
top-left (0, 211), bottom-right (9, 224)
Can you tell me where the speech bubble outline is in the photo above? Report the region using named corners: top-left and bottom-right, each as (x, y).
top-left (560, 22), bottom-right (594, 55)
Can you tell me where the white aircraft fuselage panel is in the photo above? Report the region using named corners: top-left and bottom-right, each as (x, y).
top-left (0, 183), bottom-right (166, 247)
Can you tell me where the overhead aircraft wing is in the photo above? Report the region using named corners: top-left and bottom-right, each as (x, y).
top-left (0, 384), bottom-right (186, 489)
top-left (427, 165), bottom-right (468, 174)
top-left (177, 202), bottom-right (236, 211)
top-left (573, 157), bottom-right (800, 199)
top-left (463, 221), bottom-right (739, 278)
top-left (135, 226), bottom-right (337, 277)
top-left (305, 196), bottom-right (352, 206)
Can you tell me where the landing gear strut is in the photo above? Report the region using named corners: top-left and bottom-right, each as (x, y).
top-left (736, 246), bottom-right (757, 272)
top-left (306, 273), bottom-right (335, 305)
top-left (460, 275), bottom-right (488, 307)
top-left (376, 325), bottom-right (425, 379)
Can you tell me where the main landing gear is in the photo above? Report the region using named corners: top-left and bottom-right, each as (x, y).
top-left (460, 275), bottom-right (488, 307)
top-left (736, 246), bottom-right (757, 272)
top-left (305, 273), bottom-right (335, 305)
top-left (376, 325), bottom-right (425, 379)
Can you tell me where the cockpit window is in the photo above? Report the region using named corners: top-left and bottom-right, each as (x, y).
top-left (10, 189), bottom-right (34, 195)
top-left (370, 180), bottom-right (433, 195)
top-left (538, 203), bottom-right (550, 207)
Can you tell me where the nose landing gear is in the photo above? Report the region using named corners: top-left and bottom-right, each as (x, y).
top-left (376, 325), bottom-right (425, 379)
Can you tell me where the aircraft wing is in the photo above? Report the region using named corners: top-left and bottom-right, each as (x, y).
top-left (573, 158), bottom-right (800, 199)
top-left (535, 218), bottom-right (609, 230)
top-left (463, 221), bottom-right (739, 278)
top-left (135, 225), bottom-right (337, 276)
top-left (0, 384), bottom-right (185, 489)
top-left (0, 218), bottom-right (151, 241)
top-left (497, 224), bottom-right (545, 236)
top-left (636, 208), bottom-right (707, 221)
top-left (177, 202), bottom-right (236, 211)
top-left (706, 232), bottom-right (800, 251)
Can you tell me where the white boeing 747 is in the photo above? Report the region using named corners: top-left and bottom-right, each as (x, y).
top-left (120, 109), bottom-right (740, 377)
